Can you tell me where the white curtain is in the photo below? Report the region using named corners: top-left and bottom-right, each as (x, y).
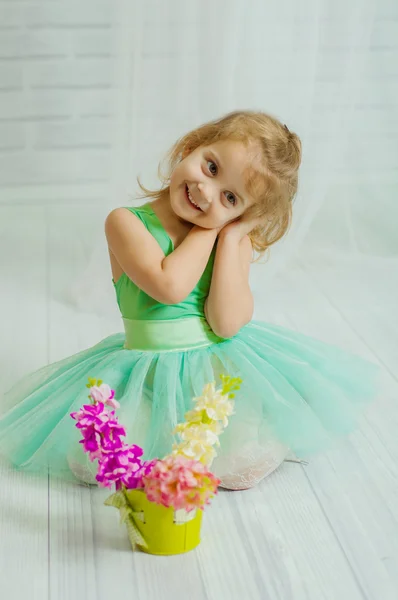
top-left (69, 0), bottom-right (398, 318)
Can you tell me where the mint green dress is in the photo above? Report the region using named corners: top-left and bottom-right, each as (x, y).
top-left (0, 203), bottom-right (379, 486)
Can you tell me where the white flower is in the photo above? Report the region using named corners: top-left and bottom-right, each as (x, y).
top-left (177, 422), bottom-right (220, 446)
top-left (172, 440), bottom-right (216, 465)
top-left (183, 409), bottom-right (203, 425)
top-left (194, 383), bottom-right (235, 427)
top-left (171, 379), bottom-right (238, 466)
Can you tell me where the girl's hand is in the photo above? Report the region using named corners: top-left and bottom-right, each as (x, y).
top-left (191, 223), bottom-right (226, 236)
top-left (218, 214), bottom-right (261, 241)
top-left (191, 224), bottom-right (222, 237)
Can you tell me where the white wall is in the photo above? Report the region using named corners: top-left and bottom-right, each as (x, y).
top-left (1, 0), bottom-right (397, 265)
top-left (0, 1), bottom-right (118, 204)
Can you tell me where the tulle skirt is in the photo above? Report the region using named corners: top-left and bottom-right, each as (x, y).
top-left (0, 319), bottom-right (379, 487)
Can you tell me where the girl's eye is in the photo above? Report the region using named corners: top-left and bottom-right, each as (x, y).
top-left (225, 192), bottom-right (236, 206)
top-left (207, 160), bottom-right (217, 176)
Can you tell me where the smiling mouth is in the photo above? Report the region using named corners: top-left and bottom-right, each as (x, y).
top-left (185, 184), bottom-right (202, 211)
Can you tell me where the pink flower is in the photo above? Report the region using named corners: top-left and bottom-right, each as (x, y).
top-left (143, 456), bottom-right (220, 512)
top-left (89, 384), bottom-right (120, 409)
top-left (105, 397), bottom-right (120, 410)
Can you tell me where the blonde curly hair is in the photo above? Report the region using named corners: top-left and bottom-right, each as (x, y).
top-left (139, 110), bottom-right (302, 256)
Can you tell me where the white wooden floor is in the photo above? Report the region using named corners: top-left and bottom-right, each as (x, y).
top-left (1, 204), bottom-right (398, 600)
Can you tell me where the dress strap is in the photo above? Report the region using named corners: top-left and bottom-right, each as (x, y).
top-left (123, 204), bottom-right (173, 255)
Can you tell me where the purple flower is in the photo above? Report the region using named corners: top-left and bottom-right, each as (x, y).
top-left (79, 425), bottom-right (124, 461)
top-left (71, 403), bottom-right (127, 461)
top-left (71, 402), bottom-right (110, 431)
top-left (71, 381), bottom-right (147, 489)
top-left (124, 444), bottom-right (144, 461)
top-left (96, 446), bottom-right (139, 489)
top-left (100, 417), bottom-right (126, 442)
top-left (80, 428), bottom-right (103, 461)
top-left (123, 459), bottom-right (157, 490)
top-left (95, 444), bottom-right (148, 489)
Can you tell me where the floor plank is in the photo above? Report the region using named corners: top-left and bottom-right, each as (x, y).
top-left (48, 480), bottom-right (98, 600)
top-left (278, 266), bottom-right (398, 600)
top-left (202, 464), bottom-right (365, 600)
top-left (0, 206), bottom-right (49, 600)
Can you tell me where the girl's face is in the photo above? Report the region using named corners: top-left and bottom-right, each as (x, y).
top-left (169, 140), bottom-right (256, 229)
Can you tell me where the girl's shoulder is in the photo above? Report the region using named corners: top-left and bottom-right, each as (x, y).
top-left (107, 202), bottom-right (158, 232)
top-left (122, 202), bottom-right (154, 220)
top-left (106, 202), bottom-right (169, 249)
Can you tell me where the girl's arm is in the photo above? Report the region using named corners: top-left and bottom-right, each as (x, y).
top-left (105, 208), bottom-right (217, 305)
top-left (205, 230), bottom-right (254, 339)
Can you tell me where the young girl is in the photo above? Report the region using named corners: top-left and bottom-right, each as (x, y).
top-left (0, 111), bottom-right (378, 490)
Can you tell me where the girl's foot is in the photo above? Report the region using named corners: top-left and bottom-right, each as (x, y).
top-left (218, 453), bottom-right (307, 491)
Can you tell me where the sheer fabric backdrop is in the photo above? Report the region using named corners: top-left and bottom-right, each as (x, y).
top-left (69, 0), bottom-right (398, 323)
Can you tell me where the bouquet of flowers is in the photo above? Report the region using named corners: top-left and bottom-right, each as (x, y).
top-left (71, 375), bottom-right (241, 555)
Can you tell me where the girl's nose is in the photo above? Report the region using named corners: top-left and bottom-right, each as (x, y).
top-left (197, 183), bottom-right (213, 207)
